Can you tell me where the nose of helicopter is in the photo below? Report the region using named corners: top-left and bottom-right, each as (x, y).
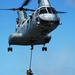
top-left (39, 14), bottom-right (60, 25)
top-left (39, 14), bottom-right (59, 21)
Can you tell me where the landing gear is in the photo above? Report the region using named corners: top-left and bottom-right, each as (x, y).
top-left (42, 47), bottom-right (47, 51)
top-left (42, 44), bottom-right (47, 51)
top-left (31, 45), bottom-right (34, 50)
top-left (8, 45), bottom-right (13, 52)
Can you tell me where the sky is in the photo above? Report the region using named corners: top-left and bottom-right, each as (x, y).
top-left (0, 0), bottom-right (75, 75)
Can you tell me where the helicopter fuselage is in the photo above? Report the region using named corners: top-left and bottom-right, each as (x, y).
top-left (9, 6), bottom-right (60, 46)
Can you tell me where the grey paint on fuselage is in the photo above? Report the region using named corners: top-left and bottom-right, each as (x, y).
top-left (9, 1), bottom-right (60, 46)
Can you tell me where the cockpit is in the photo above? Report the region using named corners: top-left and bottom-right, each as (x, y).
top-left (39, 7), bottom-right (57, 14)
top-left (35, 6), bottom-right (60, 26)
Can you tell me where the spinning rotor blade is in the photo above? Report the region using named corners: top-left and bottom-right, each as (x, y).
top-left (49, 0), bottom-right (66, 14)
top-left (0, 0), bottom-right (32, 11)
top-left (0, 8), bottom-right (18, 11)
top-left (0, 8), bottom-right (35, 11)
top-left (56, 11), bottom-right (67, 14)
top-left (25, 8), bottom-right (35, 11)
top-left (21, 0), bottom-right (31, 7)
top-left (0, 0), bottom-right (35, 12)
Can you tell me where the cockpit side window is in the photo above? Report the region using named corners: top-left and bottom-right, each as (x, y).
top-left (35, 10), bottom-right (39, 16)
top-left (47, 7), bottom-right (57, 14)
top-left (51, 7), bottom-right (57, 14)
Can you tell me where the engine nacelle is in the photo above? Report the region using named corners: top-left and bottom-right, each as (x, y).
top-left (45, 34), bottom-right (51, 43)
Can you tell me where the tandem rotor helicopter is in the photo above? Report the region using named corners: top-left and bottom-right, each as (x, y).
top-left (0, 0), bottom-right (66, 52)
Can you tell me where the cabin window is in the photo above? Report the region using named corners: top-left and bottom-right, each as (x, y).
top-left (27, 20), bottom-right (29, 24)
top-left (23, 11), bottom-right (27, 19)
top-left (16, 18), bottom-right (19, 24)
top-left (27, 20), bottom-right (29, 27)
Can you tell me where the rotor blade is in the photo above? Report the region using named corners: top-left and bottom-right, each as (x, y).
top-left (0, 9), bottom-right (10, 10)
top-left (21, 0), bottom-right (31, 7)
top-left (0, 8), bottom-right (19, 11)
top-left (0, 8), bottom-right (35, 11)
top-left (56, 11), bottom-right (67, 14)
top-left (25, 8), bottom-right (35, 11)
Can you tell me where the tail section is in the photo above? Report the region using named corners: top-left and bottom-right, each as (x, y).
top-left (38, 0), bottom-right (50, 7)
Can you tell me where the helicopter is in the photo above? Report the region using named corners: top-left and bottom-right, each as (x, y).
top-left (0, 0), bottom-right (66, 52)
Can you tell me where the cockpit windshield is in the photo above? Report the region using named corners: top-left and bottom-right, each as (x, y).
top-left (39, 7), bottom-right (47, 14)
top-left (39, 7), bottom-right (57, 14)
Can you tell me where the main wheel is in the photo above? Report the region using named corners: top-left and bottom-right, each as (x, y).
top-left (42, 47), bottom-right (47, 51)
top-left (8, 47), bottom-right (13, 52)
top-left (44, 47), bottom-right (47, 51)
top-left (42, 47), bottom-right (45, 51)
